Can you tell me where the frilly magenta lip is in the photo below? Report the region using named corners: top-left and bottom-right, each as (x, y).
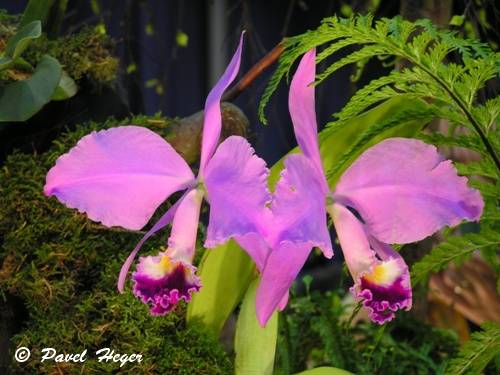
top-left (352, 258), bottom-right (412, 324)
top-left (132, 252), bottom-right (201, 316)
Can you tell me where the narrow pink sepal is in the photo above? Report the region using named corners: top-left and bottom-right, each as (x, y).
top-left (255, 242), bottom-right (312, 326)
top-left (117, 196), bottom-right (183, 292)
top-left (199, 33), bottom-right (244, 174)
top-left (289, 48), bottom-right (328, 191)
top-left (166, 188), bottom-right (204, 263)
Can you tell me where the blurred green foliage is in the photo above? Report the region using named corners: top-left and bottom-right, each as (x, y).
top-left (275, 288), bottom-right (459, 375)
top-left (1, 23), bottom-right (118, 84)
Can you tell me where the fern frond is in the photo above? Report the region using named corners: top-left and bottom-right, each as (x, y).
top-left (469, 180), bottom-right (499, 199)
top-left (411, 230), bottom-right (500, 285)
top-left (417, 133), bottom-right (487, 155)
top-left (456, 159), bottom-right (499, 179)
top-left (445, 322), bottom-right (500, 375)
top-left (259, 15), bottom-right (500, 169)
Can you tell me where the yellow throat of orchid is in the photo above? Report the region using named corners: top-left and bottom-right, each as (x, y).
top-left (362, 259), bottom-right (401, 286)
top-left (143, 255), bottom-right (176, 279)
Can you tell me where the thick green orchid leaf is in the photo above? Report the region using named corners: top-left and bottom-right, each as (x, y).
top-left (0, 55), bottom-right (61, 122)
top-left (52, 70), bottom-right (78, 101)
top-left (3, 20), bottom-right (42, 60)
top-left (268, 96), bottom-right (433, 189)
top-left (235, 279), bottom-right (278, 375)
top-left (295, 367), bottom-right (354, 375)
top-left (186, 240), bottom-right (255, 335)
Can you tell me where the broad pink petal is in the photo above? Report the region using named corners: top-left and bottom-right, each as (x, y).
top-left (203, 136), bottom-right (271, 248)
top-left (167, 188), bottom-right (204, 262)
top-left (45, 126), bottom-right (195, 230)
top-left (289, 48), bottom-right (327, 191)
top-left (272, 154), bottom-right (333, 258)
top-left (256, 242), bottom-right (312, 326)
top-left (199, 33), bottom-right (244, 173)
top-left (330, 203), bottom-right (412, 324)
top-left (333, 138), bottom-right (484, 244)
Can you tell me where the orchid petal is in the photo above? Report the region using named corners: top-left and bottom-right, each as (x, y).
top-left (289, 48), bottom-right (327, 191)
top-left (235, 232), bottom-right (273, 272)
top-left (44, 126), bottom-right (195, 230)
top-left (167, 188), bottom-right (204, 263)
top-left (132, 250), bottom-right (201, 316)
top-left (256, 242), bottom-right (312, 326)
top-left (204, 136), bottom-right (271, 248)
top-left (199, 33), bottom-right (244, 173)
top-left (334, 138), bottom-right (484, 244)
top-left (328, 203), bottom-right (376, 279)
top-left (330, 203), bottom-right (412, 324)
top-left (272, 154), bottom-right (333, 258)
top-left (117, 196), bottom-right (183, 292)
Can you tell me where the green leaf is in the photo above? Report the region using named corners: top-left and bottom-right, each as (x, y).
top-left (4, 20), bottom-right (42, 60)
top-left (20, 0), bottom-right (54, 28)
top-left (0, 56), bottom-right (13, 71)
top-left (0, 55), bottom-right (62, 122)
top-left (187, 240), bottom-right (255, 335)
top-left (52, 70), bottom-right (78, 101)
top-left (411, 230), bottom-right (500, 285)
top-left (295, 367), bottom-right (354, 375)
top-left (446, 322), bottom-right (500, 375)
top-left (235, 279), bottom-right (278, 375)
top-left (449, 15), bottom-right (465, 27)
top-left (268, 96), bottom-right (432, 189)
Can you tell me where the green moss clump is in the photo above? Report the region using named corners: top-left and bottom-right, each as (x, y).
top-left (23, 27), bottom-right (119, 83)
top-left (0, 116), bottom-right (232, 374)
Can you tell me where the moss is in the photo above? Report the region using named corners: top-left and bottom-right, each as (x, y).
top-left (23, 27), bottom-right (119, 83)
top-left (0, 116), bottom-right (232, 374)
top-left (0, 25), bottom-right (118, 84)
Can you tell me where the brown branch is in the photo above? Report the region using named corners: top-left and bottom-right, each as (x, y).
top-left (222, 41), bottom-right (284, 102)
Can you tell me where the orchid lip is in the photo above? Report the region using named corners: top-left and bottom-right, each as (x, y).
top-left (132, 251), bottom-right (201, 316)
top-left (353, 258), bottom-right (412, 324)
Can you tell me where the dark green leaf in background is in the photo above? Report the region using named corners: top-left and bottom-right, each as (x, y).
top-left (0, 55), bottom-right (61, 122)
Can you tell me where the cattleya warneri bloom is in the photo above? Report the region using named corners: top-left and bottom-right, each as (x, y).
top-left (44, 34), bottom-right (270, 316)
top-left (253, 48), bottom-right (483, 325)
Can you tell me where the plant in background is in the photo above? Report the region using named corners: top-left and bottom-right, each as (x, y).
top-left (0, 20), bottom-right (77, 122)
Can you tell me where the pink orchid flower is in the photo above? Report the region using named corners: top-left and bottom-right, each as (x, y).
top-left (250, 49), bottom-right (484, 326)
top-left (44, 34), bottom-right (270, 316)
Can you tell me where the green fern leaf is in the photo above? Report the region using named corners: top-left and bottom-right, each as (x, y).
top-left (445, 322), bottom-right (500, 375)
top-left (411, 230), bottom-right (500, 285)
